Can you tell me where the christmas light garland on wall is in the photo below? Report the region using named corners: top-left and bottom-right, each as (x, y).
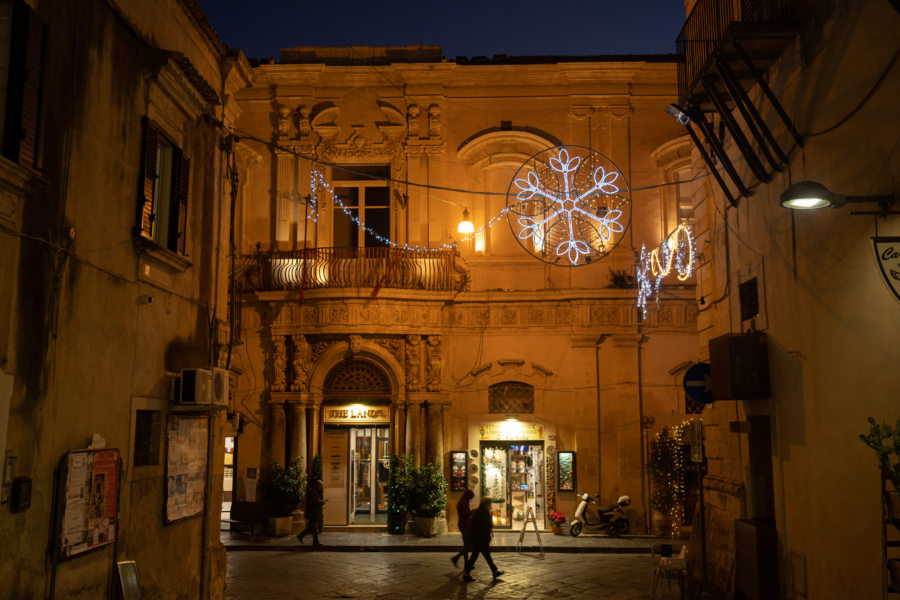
top-left (637, 222), bottom-right (696, 317)
top-left (310, 168), bottom-right (509, 252)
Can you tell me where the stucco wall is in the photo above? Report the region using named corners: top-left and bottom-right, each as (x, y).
top-left (691, 1), bottom-right (900, 598)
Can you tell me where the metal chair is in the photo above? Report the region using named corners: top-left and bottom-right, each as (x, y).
top-left (651, 543), bottom-right (688, 599)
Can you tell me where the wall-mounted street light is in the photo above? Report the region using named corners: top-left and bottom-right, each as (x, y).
top-left (457, 207), bottom-right (475, 234)
top-left (781, 181), bottom-right (897, 216)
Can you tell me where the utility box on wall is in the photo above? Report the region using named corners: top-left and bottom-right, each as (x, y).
top-left (709, 333), bottom-right (770, 400)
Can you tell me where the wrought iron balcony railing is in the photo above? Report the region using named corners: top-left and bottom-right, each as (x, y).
top-left (234, 247), bottom-right (469, 294)
top-left (676, 0), bottom-right (795, 104)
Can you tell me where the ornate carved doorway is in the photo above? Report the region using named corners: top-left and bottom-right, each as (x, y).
top-left (321, 358), bottom-right (393, 525)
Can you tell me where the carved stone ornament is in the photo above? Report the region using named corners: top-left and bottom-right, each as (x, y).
top-left (426, 335), bottom-right (441, 391)
top-left (277, 106), bottom-right (293, 139)
top-left (376, 337), bottom-right (403, 364)
top-left (405, 335), bottom-right (422, 392)
top-left (428, 104), bottom-right (441, 138)
top-left (349, 334), bottom-right (363, 355)
top-left (271, 335), bottom-right (288, 392)
top-left (291, 334), bottom-right (312, 392)
top-left (311, 338), bottom-right (339, 363)
top-left (407, 104), bottom-right (420, 138)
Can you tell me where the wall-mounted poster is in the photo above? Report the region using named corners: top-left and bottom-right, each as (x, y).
top-left (165, 416), bottom-right (208, 523)
top-left (557, 451), bottom-right (576, 492)
top-left (56, 448), bottom-right (120, 560)
top-left (449, 451), bottom-right (468, 491)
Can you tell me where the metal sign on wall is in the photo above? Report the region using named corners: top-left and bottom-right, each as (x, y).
top-left (323, 404), bottom-right (390, 425)
top-left (873, 237), bottom-right (900, 304)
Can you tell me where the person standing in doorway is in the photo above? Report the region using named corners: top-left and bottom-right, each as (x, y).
top-left (451, 488), bottom-right (475, 567)
top-left (462, 497), bottom-right (504, 581)
top-left (297, 479), bottom-right (324, 547)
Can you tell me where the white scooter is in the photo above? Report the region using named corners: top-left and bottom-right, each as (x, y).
top-left (569, 493), bottom-right (631, 537)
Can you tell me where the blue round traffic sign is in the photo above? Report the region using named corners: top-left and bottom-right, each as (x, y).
top-left (683, 362), bottom-right (712, 405)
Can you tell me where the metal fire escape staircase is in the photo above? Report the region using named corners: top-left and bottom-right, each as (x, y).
top-left (675, 0), bottom-right (804, 206)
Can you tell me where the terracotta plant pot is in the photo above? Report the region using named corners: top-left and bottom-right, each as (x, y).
top-left (551, 524), bottom-right (562, 535)
top-left (415, 516), bottom-right (436, 537)
top-left (265, 515), bottom-right (293, 537)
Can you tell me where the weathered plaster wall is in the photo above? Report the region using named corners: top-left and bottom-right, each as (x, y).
top-left (692, 1), bottom-right (900, 598)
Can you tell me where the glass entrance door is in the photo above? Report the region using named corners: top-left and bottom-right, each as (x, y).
top-left (349, 427), bottom-right (389, 523)
top-left (480, 442), bottom-right (544, 529)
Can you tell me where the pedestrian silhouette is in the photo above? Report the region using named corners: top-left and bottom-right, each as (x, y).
top-left (297, 479), bottom-right (324, 547)
top-left (451, 488), bottom-right (474, 567)
top-left (462, 497), bottom-right (503, 581)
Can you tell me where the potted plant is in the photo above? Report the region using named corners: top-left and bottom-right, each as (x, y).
top-left (409, 460), bottom-right (447, 537)
top-left (548, 511), bottom-right (567, 534)
top-left (860, 417), bottom-right (900, 528)
top-left (262, 457), bottom-right (306, 536)
top-left (387, 454), bottom-right (414, 535)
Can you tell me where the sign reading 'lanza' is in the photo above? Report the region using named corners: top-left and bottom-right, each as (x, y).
top-left (323, 404), bottom-right (390, 424)
top-left (873, 237), bottom-right (900, 304)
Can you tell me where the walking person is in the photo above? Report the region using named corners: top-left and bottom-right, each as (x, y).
top-left (451, 488), bottom-right (475, 567)
top-left (297, 479), bottom-right (324, 547)
top-left (462, 497), bottom-right (503, 581)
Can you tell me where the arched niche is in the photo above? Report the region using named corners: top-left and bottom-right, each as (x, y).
top-left (307, 339), bottom-right (405, 409)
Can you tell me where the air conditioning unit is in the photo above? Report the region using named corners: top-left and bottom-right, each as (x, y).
top-left (210, 367), bottom-right (229, 407)
top-left (180, 368), bottom-right (212, 404)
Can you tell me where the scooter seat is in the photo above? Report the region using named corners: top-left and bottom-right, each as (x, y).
top-left (599, 504), bottom-right (619, 512)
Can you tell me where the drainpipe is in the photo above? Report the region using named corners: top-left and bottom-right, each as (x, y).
top-left (637, 333), bottom-right (648, 533)
top-left (595, 335), bottom-right (608, 496)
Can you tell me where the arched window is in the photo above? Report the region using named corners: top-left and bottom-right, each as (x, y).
top-left (324, 359), bottom-right (391, 401)
top-left (488, 381), bottom-right (534, 414)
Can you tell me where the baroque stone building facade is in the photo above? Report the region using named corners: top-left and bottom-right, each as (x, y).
top-left (228, 46), bottom-right (699, 533)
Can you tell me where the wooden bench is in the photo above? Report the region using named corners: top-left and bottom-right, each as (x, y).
top-left (222, 501), bottom-right (266, 536)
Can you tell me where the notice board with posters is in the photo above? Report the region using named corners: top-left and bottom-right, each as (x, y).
top-left (165, 415), bottom-right (208, 523)
top-left (56, 448), bottom-right (121, 560)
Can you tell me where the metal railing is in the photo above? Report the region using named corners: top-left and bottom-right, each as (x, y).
top-left (234, 247), bottom-right (468, 293)
top-left (676, 0), bottom-right (795, 103)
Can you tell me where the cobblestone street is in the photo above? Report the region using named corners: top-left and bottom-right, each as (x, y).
top-left (226, 549), bottom-right (674, 600)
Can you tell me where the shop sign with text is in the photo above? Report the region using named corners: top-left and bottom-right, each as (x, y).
top-left (323, 404), bottom-right (390, 425)
top-left (479, 422), bottom-right (544, 441)
top-left (873, 237), bottom-right (900, 304)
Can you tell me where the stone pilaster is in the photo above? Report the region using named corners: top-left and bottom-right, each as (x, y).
top-left (268, 398), bottom-right (287, 468)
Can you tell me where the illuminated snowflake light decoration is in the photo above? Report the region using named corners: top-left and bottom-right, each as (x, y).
top-left (637, 223), bottom-right (696, 317)
top-left (507, 146), bottom-right (631, 267)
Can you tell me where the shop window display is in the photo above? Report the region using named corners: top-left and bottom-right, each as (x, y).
top-left (480, 443), bottom-right (544, 529)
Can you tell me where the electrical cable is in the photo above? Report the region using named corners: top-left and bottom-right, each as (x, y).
top-left (803, 45), bottom-right (900, 138)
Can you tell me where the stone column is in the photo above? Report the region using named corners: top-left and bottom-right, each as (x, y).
top-left (287, 401), bottom-right (307, 463)
top-left (405, 401), bottom-right (420, 464)
top-left (309, 404), bottom-right (321, 465)
top-left (268, 399), bottom-right (287, 467)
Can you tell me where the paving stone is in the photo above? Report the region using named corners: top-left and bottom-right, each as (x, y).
top-left (227, 550), bottom-right (685, 599)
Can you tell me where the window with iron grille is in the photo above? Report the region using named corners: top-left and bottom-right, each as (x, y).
top-left (133, 409), bottom-right (161, 467)
top-left (488, 381), bottom-right (534, 414)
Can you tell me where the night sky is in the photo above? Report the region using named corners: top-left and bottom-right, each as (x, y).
top-left (198, 0), bottom-right (687, 62)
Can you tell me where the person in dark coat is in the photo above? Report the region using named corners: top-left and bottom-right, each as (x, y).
top-left (451, 488), bottom-right (475, 567)
top-left (462, 497), bottom-right (503, 581)
top-left (297, 479), bottom-right (324, 547)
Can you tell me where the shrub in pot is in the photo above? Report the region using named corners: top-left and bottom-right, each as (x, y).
top-left (262, 457), bottom-right (306, 536)
top-left (649, 427), bottom-right (682, 537)
top-left (409, 461), bottom-right (447, 537)
top-left (387, 454), bottom-right (414, 535)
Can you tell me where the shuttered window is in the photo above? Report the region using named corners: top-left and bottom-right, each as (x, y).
top-left (1, 0), bottom-right (45, 172)
top-left (137, 118), bottom-right (190, 254)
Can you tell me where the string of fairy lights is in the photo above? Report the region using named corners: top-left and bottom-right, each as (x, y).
top-left (637, 222), bottom-right (696, 317)
top-left (650, 419), bottom-right (698, 538)
top-left (309, 168), bottom-right (510, 252)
